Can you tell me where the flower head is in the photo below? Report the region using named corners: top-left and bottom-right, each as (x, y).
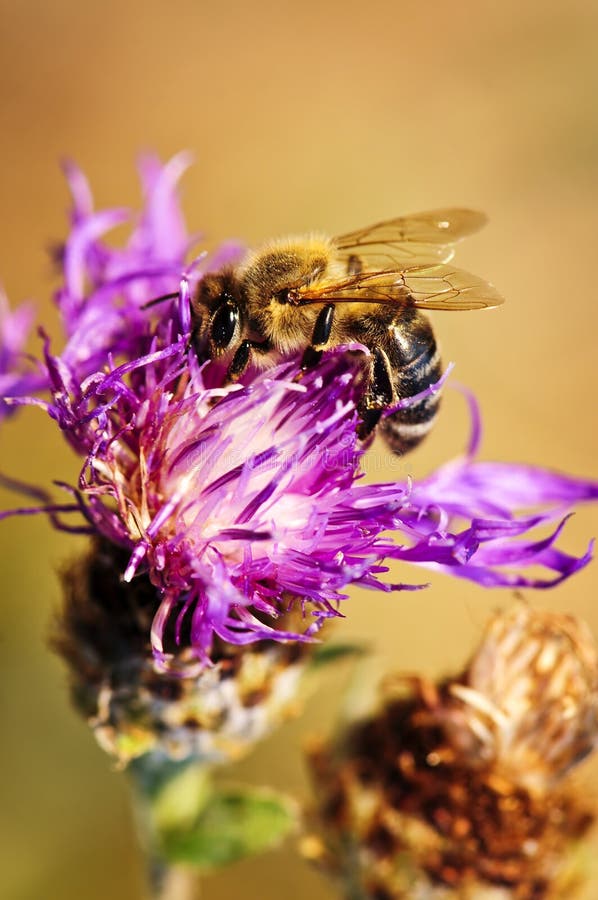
top-left (2, 155), bottom-right (598, 672)
top-left (306, 602), bottom-right (598, 899)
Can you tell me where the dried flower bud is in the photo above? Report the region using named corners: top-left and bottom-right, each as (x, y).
top-left (53, 538), bottom-right (309, 766)
top-left (450, 603), bottom-right (598, 792)
top-left (307, 603), bottom-right (598, 899)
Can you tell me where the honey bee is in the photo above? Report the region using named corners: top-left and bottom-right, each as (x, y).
top-left (192, 209), bottom-right (503, 454)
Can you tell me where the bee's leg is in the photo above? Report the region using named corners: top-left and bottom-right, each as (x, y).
top-left (356, 348), bottom-right (394, 441)
top-left (301, 304), bottom-right (335, 368)
top-left (227, 339), bottom-right (272, 381)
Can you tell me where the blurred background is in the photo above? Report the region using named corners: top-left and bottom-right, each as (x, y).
top-left (1, 0), bottom-right (598, 897)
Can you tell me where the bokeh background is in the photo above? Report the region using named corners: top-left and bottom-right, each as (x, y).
top-left (1, 1), bottom-right (598, 897)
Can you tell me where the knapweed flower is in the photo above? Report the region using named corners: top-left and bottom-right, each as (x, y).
top-left (2, 154), bottom-right (598, 679)
top-left (306, 602), bottom-right (598, 899)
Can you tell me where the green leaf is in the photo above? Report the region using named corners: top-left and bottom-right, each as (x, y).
top-left (309, 641), bottom-right (369, 669)
top-left (160, 786), bottom-right (299, 869)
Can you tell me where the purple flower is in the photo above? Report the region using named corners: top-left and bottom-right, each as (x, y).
top-left (2, 156), bottom-right (598, 670)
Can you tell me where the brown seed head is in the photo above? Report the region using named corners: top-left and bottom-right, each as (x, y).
top-left (306, 603), bottom-right (598, 899)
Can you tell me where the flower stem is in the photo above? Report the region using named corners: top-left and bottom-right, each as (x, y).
top-left (128, 756), bottom-right (210, 900)
top-left (152, 864), bottom-right (200, 900)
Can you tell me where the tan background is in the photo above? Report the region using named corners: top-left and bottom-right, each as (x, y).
top-left (1, 1), bottom-right (598, 897)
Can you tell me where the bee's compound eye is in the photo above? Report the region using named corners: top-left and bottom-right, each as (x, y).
top-left (211, 302), bottom-right (239, 349)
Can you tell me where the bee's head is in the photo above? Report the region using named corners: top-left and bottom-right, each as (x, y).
top-left (238, 240), bottom-right (331, 351)
top-left (192, 270), bottom-right (243, 358)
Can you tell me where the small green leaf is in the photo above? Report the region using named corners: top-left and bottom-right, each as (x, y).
top-left (309, 641), bottom-right (369, 669)
top-left (160, 786), bottom-right (299, 869)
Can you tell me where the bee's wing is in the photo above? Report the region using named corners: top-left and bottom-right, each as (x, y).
top-left (297, 264), bottom-right (504, 311)
top-left (333, 208), bottom-right (488, 267)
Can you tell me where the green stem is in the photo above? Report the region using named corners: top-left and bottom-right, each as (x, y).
top-left (127, 756), bottom-right (211, 900)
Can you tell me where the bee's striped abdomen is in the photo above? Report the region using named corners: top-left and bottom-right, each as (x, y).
top-left (379, 331), bottom-right (443, 455)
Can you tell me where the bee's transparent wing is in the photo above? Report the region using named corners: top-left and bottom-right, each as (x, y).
top-left (297, 263), bottom-right (504, 311)
top-left (333, 208), bottom-right (488, 267)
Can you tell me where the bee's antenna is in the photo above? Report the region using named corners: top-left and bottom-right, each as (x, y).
top-left (141, 291), bottom-right (180, 310)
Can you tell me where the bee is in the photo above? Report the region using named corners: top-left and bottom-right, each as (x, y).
top-left (192, 209), bottom-right (503, 455)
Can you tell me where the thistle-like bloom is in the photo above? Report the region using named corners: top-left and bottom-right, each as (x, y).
top-left (306, 602), bottom-right (598, 899)
top-left (2, 155), bottom-right (598, 673)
